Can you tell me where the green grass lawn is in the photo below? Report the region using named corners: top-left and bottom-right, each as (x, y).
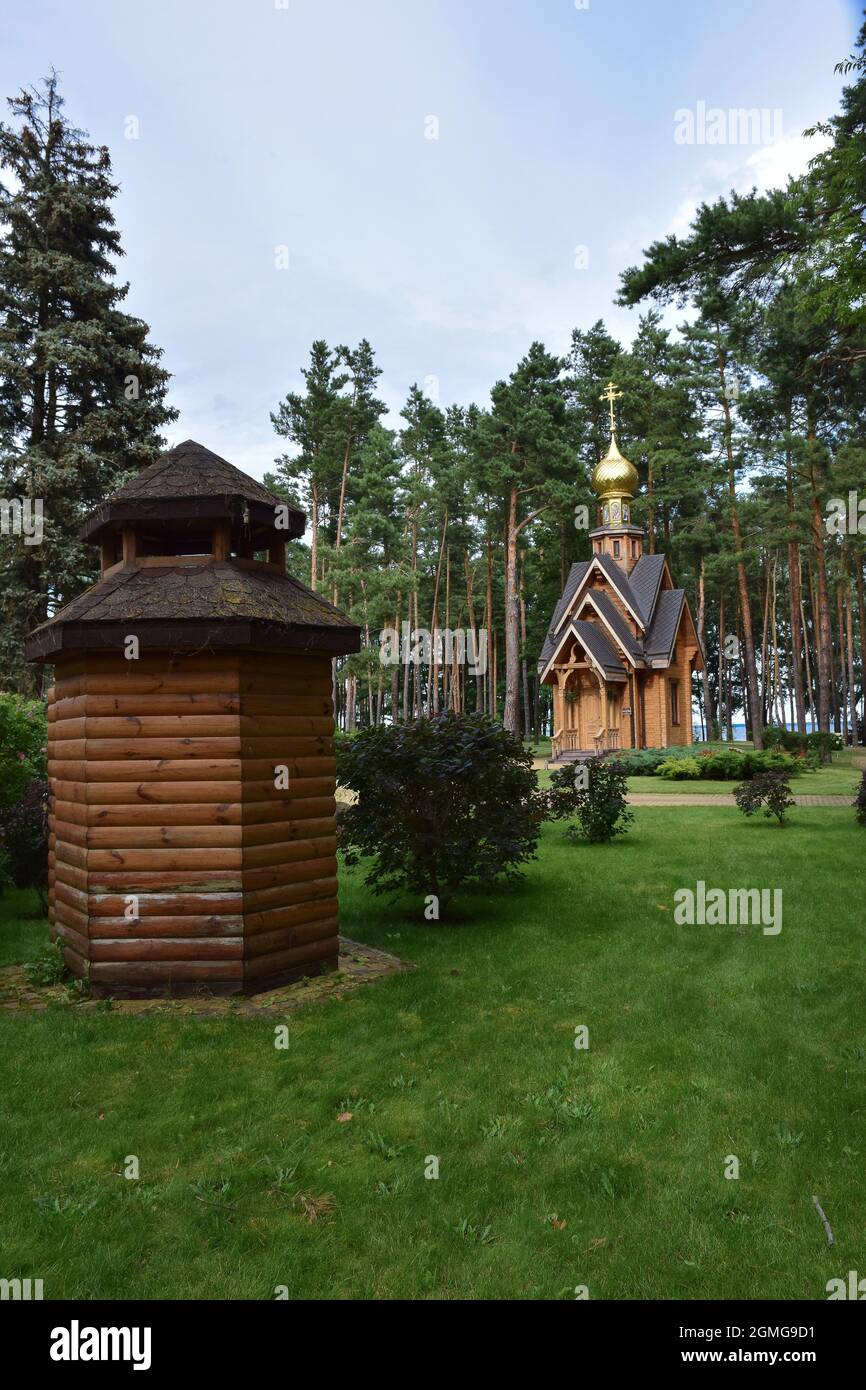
top-left (1, 806), bottom-right (864, 1300)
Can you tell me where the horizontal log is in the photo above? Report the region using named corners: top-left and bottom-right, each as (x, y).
top-left (239, 697), bottom-right (333, 716)
top-left (91, 915), bottom-right (244, 938)
top-left (244, 897), bottom-right (336, 937)
top-left (53, 693), bottom-right (243, 718)
top-left (54, 880), bottom-right (89, 914)
top-left (87, 847), bottom-right (242, 872)
top-left (80, 675), bottom-right (244, 697)
top-left (50, 720), bottom-right (88, 742)
top-left (53, 800), bottom-right (89, 827)
top-left (59, 942), bottom-right (88, 979)
top-left (244, 938), bottom-right (337, 980)
top-left (55, 839), bottom-right (88, 870)
top-left (241, 842), bottom-right (337, 890)
top-left (54, 900), bottom-right (89, 935)
top-left (89, 937), bottom-right (243, 962)
top-left (244, 772), bottom-right (339, 795)
top-left (85, 737), bottom-right (242, 760)
top-left (57, 781), bottom-right (241, 806)
top-left (50, 759), bottom-right (242, 783)
top-left (85, 825), bottom-right (242, 849)
top-left (88, 802), bottom-right (241, 828)
top-left (87, 869), bottom-right (243, 893)
top-left (80, 652), bottom-right (240, 674)
top-left (241, 803), bottom-right (335, 840)
top-left (240, 735), bottom-right (333, 756)
top-left (89, 960), bottom-right (243, 984)
top-left (241, 784), bottom-right (335, 818)
top-left (89, 891), bottom-right (244, 917)
top-left (54, 919), bottom-right (90, 958)
top-left (243, 863), bottom-right (338, 910)
top-left (241, 825), bottom-right (335, 866)
top-left (53, 860), bottom-right (87, 892)
top-left (84, 715), bottom-right (239, 738)
top-left (52, 819), bottom-right (87, 848)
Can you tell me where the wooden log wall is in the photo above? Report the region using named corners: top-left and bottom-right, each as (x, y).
top-left (47, 649), bottom-right (339, 996)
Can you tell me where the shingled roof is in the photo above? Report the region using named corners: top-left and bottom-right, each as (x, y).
top-left (644, 589), bottom-right (686, 662)
top-left (571, 620), bottom-right (628, 678)
top-left (80, 439), bottom-right (306, 544)
top-left (628, 553), bottom-right (667, 624)
top-left (538, 552), bottom-right (693, 677)
top-left (536, 561), bottom-right (590, 673)
top-left (113, 440), bottom-right (280, 506)
top-left (26, 438), bottom-right (361, 662)
top-left (26, 561), bottom-right (361, 662)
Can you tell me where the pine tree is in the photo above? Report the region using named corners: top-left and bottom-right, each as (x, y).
top-left (0, 73), bottom-right (175, 690)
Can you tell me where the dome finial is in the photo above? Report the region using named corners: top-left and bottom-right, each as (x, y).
top-left (591, 381), bottom-right (639, 506)
top-left (599, 380), bottom-right (623, 435)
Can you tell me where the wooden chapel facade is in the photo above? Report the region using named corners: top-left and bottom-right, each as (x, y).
top-left (538, 386), bottom-right (704, 763)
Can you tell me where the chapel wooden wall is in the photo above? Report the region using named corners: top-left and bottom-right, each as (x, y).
top-left (47, 649), bottom-right (338, 996)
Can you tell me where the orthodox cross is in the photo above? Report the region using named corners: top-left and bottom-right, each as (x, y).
top-left (600, 381), bottom-right (623, 432)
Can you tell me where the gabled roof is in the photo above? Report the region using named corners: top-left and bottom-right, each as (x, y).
top-left (580, 589), bottom-right (644, 664)
top-left (644, 589), bottom-right (686, 662)
top-left (541, 617), bottom-right (628, 683)
top-left (629, 553), bottom-right (667, 624)
top-left (538, 547), bottom-right (700, 679)
top-left (537, 561), bottom-right (591, 673)
top-left (572, 620), bottom-right (628, 679)
top-left (594, 554), bottom-right (646, 627)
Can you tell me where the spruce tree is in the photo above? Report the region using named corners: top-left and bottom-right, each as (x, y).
top-left (0, 74), bottom-right (175, 690)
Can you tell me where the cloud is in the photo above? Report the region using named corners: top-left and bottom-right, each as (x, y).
top-left (665, 128), bottom-right (833, 237)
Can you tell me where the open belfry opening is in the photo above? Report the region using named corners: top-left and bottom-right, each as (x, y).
top-left (25, 440), bottom-right (361, 996)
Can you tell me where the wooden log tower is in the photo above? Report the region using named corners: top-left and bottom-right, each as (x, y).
top-left (25, 440), bottom-right (361, 997)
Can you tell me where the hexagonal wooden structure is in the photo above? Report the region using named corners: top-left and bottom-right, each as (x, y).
top-left (25, 440), bottom-right (360, 996)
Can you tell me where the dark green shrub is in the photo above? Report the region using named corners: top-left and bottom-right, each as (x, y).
top-left (696, 747), bottom-right (746, 780)
top-left (658, 756), bottom-right (701, 780)
top-left (855, 768), bottom-right (866, 827)
top-left (336, 712), bottom-right (543, 917)
top-left (0, 694), bottom-right (47, 807)
top-left (545, 762), bottom-right (588, 820)
top-left (734, 770), bottom-right (795, 826)
top-left (550, 756), bottom-right (633, 844)
top-left (0, 778), bottom-right (49, 911)
top-left (764, 726), bottom-right (842, 763)
top-left (609, 747), bottom-right (693, 777)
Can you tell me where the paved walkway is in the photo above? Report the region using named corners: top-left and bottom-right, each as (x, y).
top-left (627, 793), bottom-right (852, 807)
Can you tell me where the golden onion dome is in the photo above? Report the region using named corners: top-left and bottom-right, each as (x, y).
top-left (591, 432), bottom-right (639, 502)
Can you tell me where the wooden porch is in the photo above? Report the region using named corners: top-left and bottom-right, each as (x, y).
top-left (550, 726), bottom-right (621, 763)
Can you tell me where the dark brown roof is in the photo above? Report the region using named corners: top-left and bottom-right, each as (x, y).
top-left (112, 440), bottom-right (280, 506)
top-left (79, 439), bottom-right (305, 544)
top-left (25, 561), bottom-right (361, 662)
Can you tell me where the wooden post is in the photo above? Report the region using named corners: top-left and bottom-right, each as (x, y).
top-left (212, 521), bottom-right (231, 561)
top-left (122, 525), bottom-right (137, 566)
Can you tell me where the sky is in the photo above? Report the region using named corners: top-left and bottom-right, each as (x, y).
top-left (0, 0), bottom-right (861, 479)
